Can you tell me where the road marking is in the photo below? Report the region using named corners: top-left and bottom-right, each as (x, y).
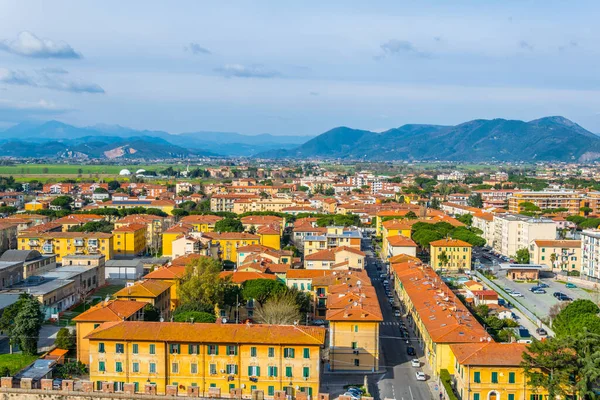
top-left (409, 386), bottom-right (414, 400)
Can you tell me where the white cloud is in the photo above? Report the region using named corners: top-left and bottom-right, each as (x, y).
top-left (0, 99), bottom-right (71, 121)
top-left (377, 39), bottom-right (430, 59)
top-left (214, 64), bottom-right (280, 78)
top-left (0, 68), bottom-right (104, 94)
top-left (185, 42), bottom-right (211, 55)
top-left (0, 31), bottom-right (82, 59)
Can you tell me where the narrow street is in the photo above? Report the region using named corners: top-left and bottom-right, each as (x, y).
top-left (363, 238), bottom-right (434, 400)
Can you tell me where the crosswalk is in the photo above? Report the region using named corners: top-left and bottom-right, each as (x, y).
top-left (381, 321), bottom-right (405, 326)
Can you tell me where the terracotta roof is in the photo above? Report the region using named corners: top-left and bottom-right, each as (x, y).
top-left (389, 254), bottom-right (421, 264)
top-left (86, 321), bottom-right (326, 345)
top-left (205, 232), bottom-right (260, 240)
top-left (72, 300), bottom-right (145, 322)
top-left (387, 235), bottom-right (418, 247)
top-left (430, 238), bottom-right (472, 247)
top-left (240, 215), bottom-right (283, 224)
top-left (164, 223), bottom-right (193, 234)
top-left (257, 226), bottom-right (281, 235)
top-left (145, 266), bottom-right (186, 280)
top-left (113, 223), bottom-right (146, 232)
top-left (471, 290), bottom-right (498, 298)
top-left (450, 343), bottom-right (529, 366)
top-left (532, 240), bottom-right (581, 248)
top-left (180, 215), bottom-right (223, 224)
top-left (114, 280), bottom-right (172, 298)
top-left (116, 214), bottom-right (165, 223)
top-left (305, 249), bottom-right (336, 261)
top-left (220, 271), bottom-right (277, 283)
top-left (20, 231), bottom-right (112, 238)
top-left (170, 254), bottom-right (212, 266)
top-left (286, 270), bottom-right (333, 279)
top-left (54, 214), bottom-right (104, 224)
top-left (326, 301), bottom-right (383, 322)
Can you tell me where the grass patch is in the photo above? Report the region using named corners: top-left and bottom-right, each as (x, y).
top-left (91, 285), bottom-right (125, 300)
top-left (0, 354), bottom-right (39, 375)
top-left (513, 280), bottom-right (524, 283)
top-left (555, 280), bottom-right (568, 285)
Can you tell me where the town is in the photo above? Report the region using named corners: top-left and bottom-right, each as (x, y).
top-left (0, 161), bottom-right (595, 399)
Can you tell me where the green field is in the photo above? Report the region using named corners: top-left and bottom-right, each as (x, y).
top-left (0, 354), bottom-right (39, 375)
top-left (0, 163), bottom-right (179, 175)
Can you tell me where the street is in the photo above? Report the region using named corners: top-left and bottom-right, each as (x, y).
top-left (363, 238), bottom-right (434, 400)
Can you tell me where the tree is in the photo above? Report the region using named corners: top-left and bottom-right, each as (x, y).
top-left (171, 208), bottom-right (189, 218)
top-left (50, 195), bottom-right (73, 210)
top-left (467, 193), bottom-right (483, 208)
top-left (178, 257), bottom-right (228, 310)
top-left (513, 248), bottom-right (530, 264)
top-left (323, 187), bottom-right (335, 196)
top-left (404, 211), bottom-right (418, 220)
top-left (522, 337), bottom-right (578, 399)
top-left (438, 250), bottom-right (449, 269)
top-left (55, 328), bottom-right (75, 351)
top-left (297, 185), bottom-right (309, 192)
top-left (11, 294), bottom-right (44, 355)
top-left (430, 197), bottom-right (441, 210)
top-left (107, 180), bottom-right (121, 191)
top-left (93, 187), bottom-right (108, 194)
top-left (254, 291), bottom-right (301, 325)
top-left (215, 218), bottom-right (244, 232)
top-left (580, 206), bottom-right (593, 215)
top-left (552, 299), bottom-right (600, 337)
top-left (143, 304), bottom-right (161, 321)
top-left (242, 279), bottom-right (287, 306)
top-left (173, 311), bottom-right (216, 323)
top-left (457, 214), bottom-right (473, 226)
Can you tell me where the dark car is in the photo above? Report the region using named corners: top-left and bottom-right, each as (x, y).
top-left (536, 327), bottom-right (548, 336)
top-left (537, 283), bottom-right (549, 288)
top-left (407, 346), bottom-right (416, 356)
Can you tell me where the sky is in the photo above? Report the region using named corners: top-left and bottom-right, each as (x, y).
top-left (0, 0), bottom-right (599, 136)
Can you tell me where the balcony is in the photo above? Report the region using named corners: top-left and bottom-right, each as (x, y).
top-left (28, 240), bottom-right (40, 246)
top-left (74, 240), bottom-right (85, 247)
top-left (42, 244), bottom-right (53, 254)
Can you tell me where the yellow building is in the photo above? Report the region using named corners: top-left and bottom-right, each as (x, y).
top-left (114, 279), bottom-right (173, 319)
top-left (508, 190), bottom-right (584, 215)
top-left (430, 238), bottom-right (473, 271)
top-left (113, 223), bottom-right (147, 256)
top-left (449, 343), bottom-right (548, 400)
top-left (24, 200), bottom-right (48, 211)
top-left (144, 265), bottom-right (187, 310)
top-left (86, 321), bottom-right (325, 396)
top-left (72, 300), bottom-right (146, 366)
top-left (257, 226), bottom-right (281, 250)
top-left (381, 219), bottom-right (414, 257)
top-left (204, 232), bottom-right (260, 263)
top-left (115, 214), bottom-right (171, 254)
top-left (18, 232), bottom-right (113, 262)
top-left (529, 239), bottom-right (581, 273)
top-left (54, 214), bottom-right (105, 232)
top-left (162, 223), bottom-right (193, 257)
top-left (180, 215), bottom-right (223, 232)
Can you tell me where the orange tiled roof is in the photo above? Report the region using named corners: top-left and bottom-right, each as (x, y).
top-left (532, 239), bottom-right (580, 248)
top-left (326, 301), bottom-right (383, 322)
top-left (220, 271), bottom-right (277, 284)
top-left (114, 280), bottom-right (172, 298)
top-left (389, 254), bottom-right (421, 264)
top-left (113, 223), bottom-right (146, 232)
top-left (164, 223), bottom-right (193, 234)
top-left (181, 215), bottom-right (223, 224)
top-left (450, 342), bottom-right (529, 366)
top-left (72, 300), bottom-right (146, 322)
top-left (205, 232), bottom-right (260, 240)
top-left (85, 321), bottom-right (325, 345)
top-left (170, 254), bottom-right (212, 266)
top-left (286, 270), bottom-right (333, 279)
top-left (387, 235), bottom-right (417, 247)
top-left (257, 225), bottom-right (281, 235)
top-left (429, 238), bottom-right (472, 247)
top-left (145, 266), bottom-right (187, 280)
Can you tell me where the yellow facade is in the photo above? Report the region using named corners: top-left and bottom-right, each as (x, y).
top-left (24, 201), bottom-right (48, 211)
top-left (259, 233), bottom-right (281, 250)
top-left (86, 322), bottom-right (324, 396)
top-left (206, 233), bottom-right (260, 263)
top-left (430, 239), bottom-right (472, 271)
top-left (381, 224), bottom-right (412, 258)
top-left (113, 225), bottom-right (147, 256)
top-left (18, 232), bottom-right (113, 262)
top-left (328, 321), bottom-right (380, 372)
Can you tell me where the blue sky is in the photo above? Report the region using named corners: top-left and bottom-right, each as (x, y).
top-left (0, 0), bottom-right (599, 136)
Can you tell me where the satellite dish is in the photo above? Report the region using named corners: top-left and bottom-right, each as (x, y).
top-left (357, 280), bottom-right (361, 286)
top-left (222, 318), bottom-right (228, 324)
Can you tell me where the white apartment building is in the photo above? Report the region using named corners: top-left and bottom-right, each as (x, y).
top-left (581, 230), bottom-right (600, 281)
top-left (472, 213), bottom-right (495, 248)
top-left (492, 214), bottom-right (556, 257)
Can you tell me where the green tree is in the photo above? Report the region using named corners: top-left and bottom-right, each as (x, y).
top-left (173, 311), bottom-right (216, 323)
top-left (215, 218), bottom-right (244, 232)
top-left (50, 195), bottom-right (73, 210)
top-left (404, 211), bottom-right (418, 220)
top-left (55, 328), bottom-right (76, 351)
top-left (93, 187), bottom-right (108, 194)
top-left (430, 197), bottom-right (441, 210)
top-left (513, 248), bottom-right (530, 264)
top-left (552, 299), bottom-right (600, 337)
top-left (457, 214), bottom-right (473, 226)
top-left (178, 257), bottom-right (228, 310)
top-left (438, 250), bottom-right (449, 269)
top-left (171, 208), bottom-right (189, 218)
top-left (297, 185), bottom-right (309, 192)
top-left (107, 180), bottom-right (121, 191)
top-left (467, 193), bottom-right (483, 208)
top-left (143, 304), bottom-right (161, 321)
top-left (323, 187), bottom-right (335, 196)
top-left (11, 294), bottom-right (44, 355)
top-left (241, 279), bottom-right (287, 306)
top-left (254, 291), bottom-right (301, 325)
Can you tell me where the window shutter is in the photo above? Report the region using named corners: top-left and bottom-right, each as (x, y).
top-left (234, 365), bottom-right (238, 375)
top-left (215, 345), bottom-right (219, 355)
top-left (256, 366), bottom-right (260, 376)
top-left (248, 366), bottom-right (253, 376)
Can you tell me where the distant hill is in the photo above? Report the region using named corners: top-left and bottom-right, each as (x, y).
top-left (260, 116), bottom-right (600, 162)
top-left (0, 121), bottom-right (313, 158)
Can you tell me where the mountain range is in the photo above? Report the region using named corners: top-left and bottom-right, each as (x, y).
top-left (260, 116), bottom-right (600, 162)
top-left (0, 121), bottom-right (312, 159)
top-left (0, 116), bottom-right (598, 161)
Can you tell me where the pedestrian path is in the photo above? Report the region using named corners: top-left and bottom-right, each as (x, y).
top-left (380, 321), bottom-right (404, 326)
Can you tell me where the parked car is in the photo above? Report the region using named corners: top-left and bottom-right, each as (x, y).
top-left (415, 371), bottom-right (427, 381)
top-left (537, 283), bottom-right (549, 288)
top-left (529, 286), bottom-right (540, 292)
top-left (379, 273), bottom-right (387, 279)
top-left (344, 392), bottom-right (361, 400)
top-left (346, 387), bottom-right (363, 397)
top-left (394, 310), bottom-right (401, 317)
top-left (411, 359), bottom-right (420, 367)
top-left (565, 283), bottom-right (577, 289)
top-left (536, 327), bottom-right (548, 336)
top-left (312, 319), bottom-right (326, 326)
top-left (52, 379), bottom-right (63, 390)
top-left (504, 287), bottom-right (513, 294)
top-left (382, 280), bottom-right (389, 285)
top-left (407, 346), bottom-right (416, 356)
top-left (532, 289), bottom-right (546, 294)
top-left (511, 291), bottom-right (523, 297)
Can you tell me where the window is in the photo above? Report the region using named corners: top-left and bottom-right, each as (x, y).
top-left (303, 367), bottom-right (310, 378)
top-left (354, 359), bottom-right (360, 367)
top-left (268, 366), bottom-right (278, 377)
top-left (509, 372), bottom-right (515, 384)
top-left (250, 347), bottom-right (257, 357)
top-left (132, 344), bottom-right (138, 354)
top-left (226, 364), bottom-right (238, 375)
top-left (351, 342), bottom-right (358, 350)
top-left (149, 363), bottom-right (156, 373)
top-left (208, 344), bottom-right (219, 355)
top-left (268, 386), bottom-right (275, 396)
top-left (303, 348), bottom-right (310, 358)
top-left (191, 363), bottom-right (198, 374)
top-left (268, 347), bottom-right (275, 358)
top-left (353, 325), bottom-right (358, 332)
top-left (542, 256), bottom-right (545, 261)
top-left (93, 323), bottom-right (100, 329)
top-left (99, 361), bottom-right (105, 372)
top-left (508, 395), bottom-right (515, 400)
top-left (169, 344), bottom-right (180, 354)
top-left (210, 364), bottom-right (217, 375)
top-left (473, 371), bottom-right (481, 383)
top-left (285, 366), bottom-right (293, 377)
top-left (229, 384), bottom-right (235, 391)
top-left (227, 345), bottom-right (238, 356)
top-left (491, 371), bottom-right (498, 383)
top-left (98, 343), bottom-right (105, 353)
top-left (115, 362), bottom-right (123, 373)
top-left (149, 344), bottom-right (156, 355)
top-left (132, 362), bottom-right (139, 373)
top-left (473, 394), bottom-right (480, 400)
top-left (188, 344), bottom-right (199, 355)
top-left (542, 248), bottom-right (546, 252)
top-left (248, 366), bottom-right (260, 376)
top-left (172, 363), bottom-right (179, 373)
top-left (116, 343), bottom-right (124, 354)
top-left (284, 348), bottom-right (295, 358)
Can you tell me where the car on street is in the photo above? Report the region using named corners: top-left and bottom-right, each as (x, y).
top-left (532, 289), bottom-right (546, 294)
top-left (407, 346), bottom-right (416, 356)
top-left (411, 359), bottom-right (420, 367)
top-left (379, 273), bottom-right (387, 279)
top-left (312, 319), bottom-right (326, 326)
top-left (553, 291), bottom-right (572, 301)
top-left (382, 280), bottom-right (389, 285)
top-left (529, 286), bottom-right (540, 292)
top-left (504, 287), bottom-right (513, 294)
top-left (394, 310), bottom-right (401, 317)
top-left (343, 392), bottom-right (361, 400)
top-left (511, 291), bottom-right (523, 297)
top-left (346, 387), bottom-right (363, 397)
top-left (52, 379), bottom-right (63, 390)
top-left (415, 371), bottom-right (427, 381)
top-left (388, 298), bottom-right (394, 305)
top-left (536, 327), bottom-right (548, 336)
top-left (565, 283), bottom-right (577, 289)
top-left (537, 283), bottom-right (549, 288)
